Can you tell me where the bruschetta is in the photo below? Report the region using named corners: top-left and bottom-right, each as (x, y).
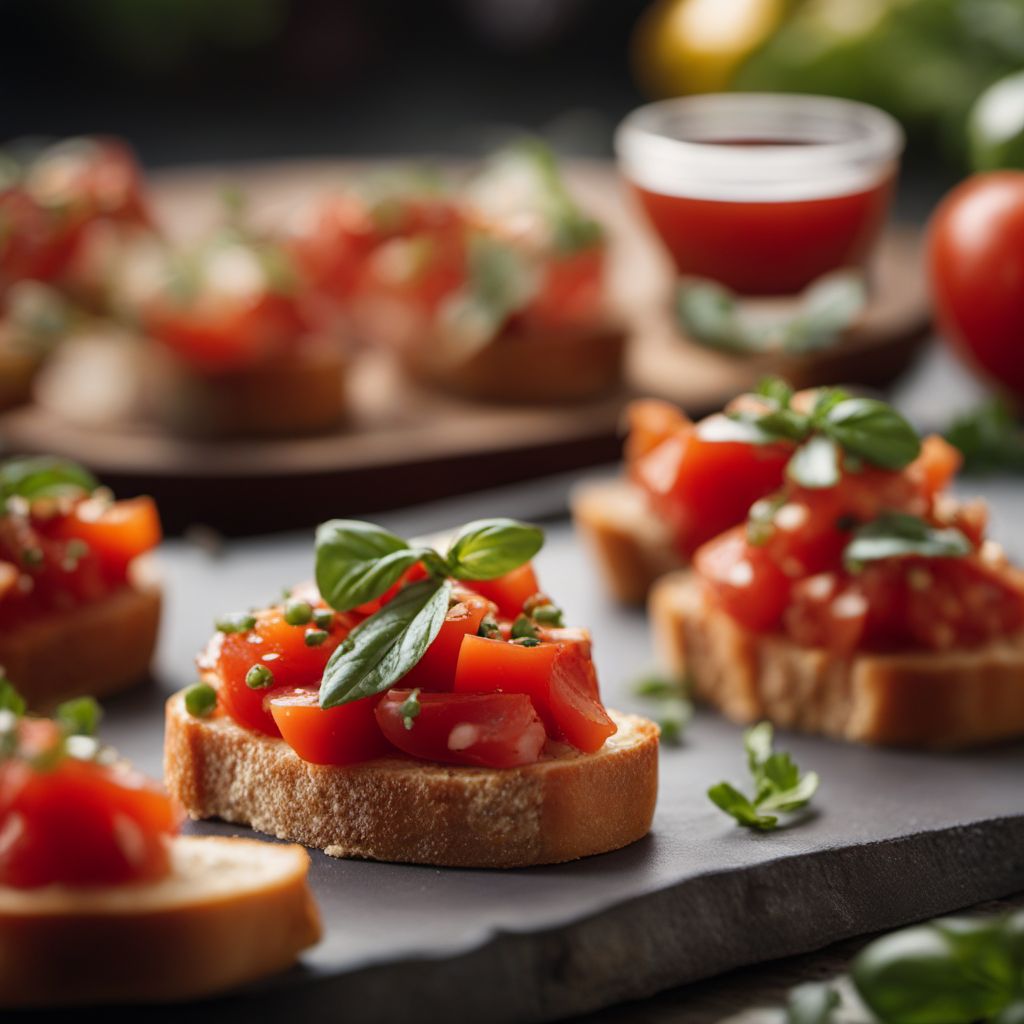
top-left (633, 380), bottom-right (1024, 747)
top-left (165, 517), bottom-right (659, 867)
top-left (0, 695), bottom-right (320, 1006)
top-left (293, 142), bottom-right (625, 404)
top-left (129, 216), bottom-right (348, 438)
top-left (0, 455), bottom-right (162, 708)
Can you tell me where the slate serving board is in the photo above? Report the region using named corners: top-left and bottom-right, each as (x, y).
top-left (20, 476), bottom-right (1018, 1024)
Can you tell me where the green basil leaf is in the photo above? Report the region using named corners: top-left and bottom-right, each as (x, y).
top-left (0, 677), bottom-right (26, 716)
top-left (810, 386), bottom-right (852, 423)
top-left (755, 376), bottom-right (794, 408)
top-left (945, 398), bottom-right (1024, 474)
top-left (853, 918), bottom-right (1017, 1024)
top-left (822, 398), bottom-right (921, 470)
top-left (993, 999), bottom-right (1024, 1024)
top-left (445, 517), bottom-right (543, 581)
top-left (656, 696), bottom-right (693, 745)
top-left (787, 435), bottom-right (840, 489)
top-left (758, 771), bottom-right (819, 813)
top-left (707, 781), bottom-right (778, 831)
top-left (315, 520), bottom-right (426, 612)
top-left (319, 577), bottom-right (451, 708)
top-left (786, 982), bottom-right (841, 1024)
top-left (744, 721), bottom-right (775, 773)
top-left (780, 271), bottom-right (866, 355)
top-left (1, 456), bottom-right (97, 508)
top-left (844, 513), bottom-right (972, 571)
top-left (55, 696), bottom-right (102, 737)
top-left (676, 279), bottom-right (765, 354)
top-left (703, 413), bottom-right (780, 446)
top-left (755, 408), bottom-right (813, 442)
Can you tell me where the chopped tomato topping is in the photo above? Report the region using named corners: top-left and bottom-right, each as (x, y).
top-left (630, 411), bottom-right (791, 557)
top-left (375, 690), bottom-right (546, 768)
top-left (0, 494), bottom-right (161, 627)
top-left (0, 725), bottom-right (180, 889)
top-left (269, 689), bottom-right (392, 765)
top-left (214, 604), bottom-right (353, 736)
top-left (516, 246), bottom-right (605, 331)
top-left (467, 562), bottom-right (541, 619)
top-left (399, 594), bottom-right (490, 690)
top-left (453, 634), bottom-right (615, 752)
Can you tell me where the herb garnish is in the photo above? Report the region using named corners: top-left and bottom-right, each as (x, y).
top-left (245, 664), bottom-right (274, 690)
top-left (399, 689), bottom-right (422, 731)
top-left (316, 518), bottom-right (543, 709)
top-left (0, 456), bottom-right (97, 514)
top-left (0, 672), bottom-right (26, 715)
top-left (632, 675), bottom-right (693, 746)
top-left (708, 722), bottom-right (819, 831)
top-left (945, 398), bottom-right (1024, 474)
top-left (215, 611), bottom-right (257, 634)
top-left (843, 513), bottom-right (973, 572)
top-left (185, 682), bottom-right (218, 718)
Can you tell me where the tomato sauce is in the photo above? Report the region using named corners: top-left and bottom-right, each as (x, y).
top-left (632, 168), bottom-right (894, 296)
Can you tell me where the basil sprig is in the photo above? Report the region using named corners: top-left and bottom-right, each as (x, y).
top-left (1, 456), bottom-right (97, 513)
top-left (730, 378), bottom-right (921, 490)
top-left (708, 722), bottom-right (819, 831)
top-left (843, 514), bottom-right (973, 571)
top-left (316, 517), bottom-right (544, 708)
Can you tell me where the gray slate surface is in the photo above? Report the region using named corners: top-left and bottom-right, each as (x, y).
top-left (90, 501), bottom-right (1024, 1024)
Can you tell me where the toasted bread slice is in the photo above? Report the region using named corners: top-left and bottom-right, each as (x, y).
top-left (165, 692), bottom-right (659, 868)
top-left (0, 574), bottom-right (160, 711)
top-left (651, 570), bottom-right (1024, 749)
top-left (146, 340), bottom-right (347, 438)
top-left (403, 318), bottom-right (625, 405)
top-left (572, 477), bottom-right (683, 605)
top-left (0, 835), bottom-right (321, 1007)
top-left (0, 346), bottom-right (42, 412)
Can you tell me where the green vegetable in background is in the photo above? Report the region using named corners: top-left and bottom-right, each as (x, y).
top-left (944, 398), bottom-right (1024, 472)
top-left (852, 913), bottom-right (1024, 1023)
top-left (970, 69), bottom-right (1024, 170)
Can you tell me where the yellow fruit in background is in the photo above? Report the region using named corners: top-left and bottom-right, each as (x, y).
top-left (631, 0), bottom-right (790, 97)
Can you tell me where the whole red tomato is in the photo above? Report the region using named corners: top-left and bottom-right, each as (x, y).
top-left (928, 171), bottom-right (1024, 397)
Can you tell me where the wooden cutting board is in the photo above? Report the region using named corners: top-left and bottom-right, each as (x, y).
top-left (0, 160), bottom-right (930, 535)
top-left (68, 500), bottom-right (1023, 1024)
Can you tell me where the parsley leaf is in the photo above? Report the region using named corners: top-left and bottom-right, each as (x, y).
top-left (708, 722), bottom-right (819, 830)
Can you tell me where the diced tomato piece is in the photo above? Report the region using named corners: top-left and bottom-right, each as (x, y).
top-left (52, 496), bottom-right (161, 582)
top-left (453, 634), bottom-right (615, 752)
top-left (624, 399), bottom-right (691, 465)
top-left (633, 415), bottom-right (791, 557)
top-left (520, 246), bottom-right (604, 331)
top-left (909, 434), bottom-right (962, 501)
top-left (784, 573), bottom-right (869, 655)
top-left (269, 688), bottom-right (391, 765)
top-left (375, 690), bottom-right (546, 769)
top-left (467, 562), bottom-right (541, 619)
top-left (215, 605), bottom-right (352, 736)
top-left (0, 753), bottom-right (180, 888)
top-left (399, 594), bottom-right (489, 690)
top-left (695, 525), bottom-right (793, 633)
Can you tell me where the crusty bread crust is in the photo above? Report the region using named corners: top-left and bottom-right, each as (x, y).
top-left (147, 339), bottom-right (347, 438)
top-left (0, 346), bottom-right (41, 412)
top-left (403, 318), bottom-right (625, 405)
top-left (0, 835), bottom-right (321, 1007)
top-left (651, 570), bottom-right (1024, 749)
top-left (572, 477), bottom-right (683, 605)
top-left (165, 692), bottom-right (659, 868)
top-left (0, 575), bottom-right (161, 711)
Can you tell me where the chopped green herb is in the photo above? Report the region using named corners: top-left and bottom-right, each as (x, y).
top-left (708, 722), bottom-right (819, 831)
top-left (312, 608), bottom-right (334, 631)
top-left (512, 636), bottom-right (541, 647)
top-left (399, 688), bottom-right (422, 730)
top-left (304, 628), bottom-right (329, 647)
top-left (531, 603), bottom-right (564, 627)
top-left (283, 598), bottom-right (313, 626)
top-left (844, 513), bottom-right (972, 572)
top-left (184, 682), bottom-right (217, 718)
top-left (477, 617), bottom-right (502, 639)
top-left (510, 614), bottom-right (540, 641)
top-left (657, 696), bottom-right (693, 745)
top-left (215, 610), bottom-right (257, 634)
top-left (245, 664), bottom-right (274, 690)
top-left (632, 674), bottom-right (680, 699)
top-left (56, 696), bottom-right (101, 737)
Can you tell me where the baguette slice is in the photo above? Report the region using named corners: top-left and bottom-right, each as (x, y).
top-left (166, 692), bottom-right (659, 868)
top-left (0, 573), bottom-right (160, 711)
top-left (0, 835), bottom-right (321, 1007)
top-left (651, 570), bottom-right (1024, 749)
top-left (572, 477), bottom-right (683, 605)
top-left (403, 318), bottom-right (625, 405)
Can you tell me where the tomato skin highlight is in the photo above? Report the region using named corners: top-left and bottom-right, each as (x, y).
top-left (376, 690), bottom-right (546, 769)
top-left (467, 563), bottom-right (541, 619)
top-left (0, 752), bottom-right (180, 888)
top-left (928, 171), bottom-right (1024, 399)
top-left (52, 495), bottom-right (162, 582)
top-left (269, 689), bottom-right (391, 765)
